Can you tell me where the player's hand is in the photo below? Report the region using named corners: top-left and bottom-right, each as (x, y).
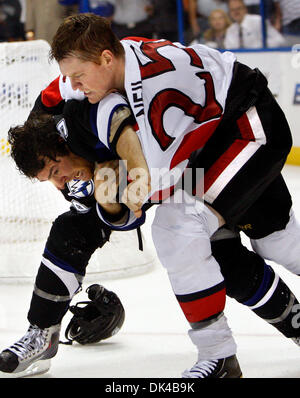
top-left (121, 168), bottom-right (151, 218)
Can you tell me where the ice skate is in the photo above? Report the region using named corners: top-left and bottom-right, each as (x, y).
top-left (0, 323), bottom-right (60, 378)
top-left (182, 355), bottom-right (242, 378)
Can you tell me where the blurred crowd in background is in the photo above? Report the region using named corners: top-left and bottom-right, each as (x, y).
top-left (0, 0), bottom-right (300, 49)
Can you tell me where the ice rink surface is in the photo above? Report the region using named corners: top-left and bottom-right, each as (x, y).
top-left (1, 165), bottom-right (300, 382)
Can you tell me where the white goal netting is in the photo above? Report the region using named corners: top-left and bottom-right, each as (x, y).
top-left (0, 40), bottom-right (156, 284)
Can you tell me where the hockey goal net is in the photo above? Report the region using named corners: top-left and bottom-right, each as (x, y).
top-left (0, 40), bottom-right (156, 284)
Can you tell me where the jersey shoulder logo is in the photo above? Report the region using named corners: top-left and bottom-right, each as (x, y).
top-left (67, 179), bottom-right (95, 198)
top-left (55, 117), bottom-right (68, 140)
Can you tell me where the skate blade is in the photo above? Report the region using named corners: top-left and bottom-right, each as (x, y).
top-left (0, 359), bottom-right (51, 378)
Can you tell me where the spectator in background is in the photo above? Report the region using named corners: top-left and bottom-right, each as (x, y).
top-left (187, 0), bottom-right (228, 40)
top-left (0, 0), bottom-right (24, 42)
top-left (199, 8), bottom-right (231, 49)
top-left (273, 0), bottom-right (300, 46)
top-left (25, 0), bottom-right (71, 43)
top-left (109, 0), bottom-right (154, 39)
top-left (60, 1), bottom-right (153, 40)
top-left (224, 0), bottom-right (285, 48)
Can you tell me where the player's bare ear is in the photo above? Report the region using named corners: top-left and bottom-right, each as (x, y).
top-left (100, 50), bottom-right (113, 66)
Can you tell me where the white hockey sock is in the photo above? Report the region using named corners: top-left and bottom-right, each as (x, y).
top-left (188, 314), bottom-right (237, 360)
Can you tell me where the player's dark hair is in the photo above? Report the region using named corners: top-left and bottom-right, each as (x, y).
top-left (8, 113), bottom-right (69, 179)
top-left (50, 13), bottom-right (125, 64)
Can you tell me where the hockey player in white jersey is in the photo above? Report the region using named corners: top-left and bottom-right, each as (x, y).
top-left (2, 12), bottom-right (300, 377)
top-left (50, 14), bottom-right (300, 377)
top-left (5, 79), bottom-right (300, 378)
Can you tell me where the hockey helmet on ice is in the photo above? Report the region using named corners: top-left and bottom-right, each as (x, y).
top-left (64, 284), bottom-right (125, 345)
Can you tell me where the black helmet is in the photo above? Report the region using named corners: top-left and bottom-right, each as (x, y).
top-left (63, 284), bottom-right (125, 345)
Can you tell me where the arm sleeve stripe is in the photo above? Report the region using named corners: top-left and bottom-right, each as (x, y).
top-left (96, 203), bottom-right (146, 231)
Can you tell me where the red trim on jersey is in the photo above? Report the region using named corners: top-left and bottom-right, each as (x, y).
top-left (178, 288), bottom-right (226, 323)
top-left (147, 120), bottom-right (221, 203)
top-left (195, 112), bottom-right (256, 195)
top-left (203, 141), bottom-right (249, 193)
top-left (41, 77), bottom-right (62, 107)
top-left (170, 119), bottom-right (220, 170)
top-left (236, 113), bottom-right (255, 141)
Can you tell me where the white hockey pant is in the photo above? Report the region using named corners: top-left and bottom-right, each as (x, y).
top-left (151, 190), bottom-right (237, 360)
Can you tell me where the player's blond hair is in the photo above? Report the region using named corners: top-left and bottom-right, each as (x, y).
top-left (50, 13), bottom-right (125, 64)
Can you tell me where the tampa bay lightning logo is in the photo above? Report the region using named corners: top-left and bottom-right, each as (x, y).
top-left (55, 117), bottom-right (68, 140)
top-left (67, 179), bottom-right (94, 198)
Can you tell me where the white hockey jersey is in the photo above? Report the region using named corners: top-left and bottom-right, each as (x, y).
top-left (43, 39), bottom-right (237, 229)
top-left (96, 39), bottom-right (236, 199)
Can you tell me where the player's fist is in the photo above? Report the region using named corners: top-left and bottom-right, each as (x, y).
top-left (121, 167), bottom-right (151, 218)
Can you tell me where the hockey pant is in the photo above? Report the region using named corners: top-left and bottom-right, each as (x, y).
top-left (27, 207), bottom-right (111, 329)
top-left (152, 190), bottom-right (300, 360)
